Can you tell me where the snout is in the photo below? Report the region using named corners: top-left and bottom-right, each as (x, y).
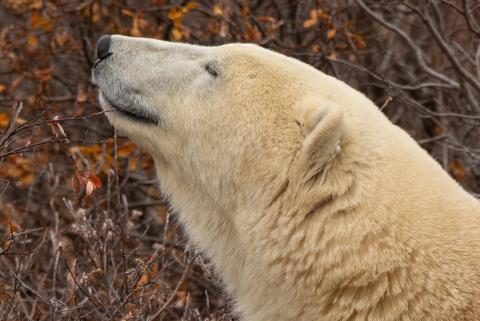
top-left (92, 35), bottom-right (160, 125)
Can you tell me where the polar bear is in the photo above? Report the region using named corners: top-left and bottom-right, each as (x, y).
top-left (92, 35), bottom-right (480, 321)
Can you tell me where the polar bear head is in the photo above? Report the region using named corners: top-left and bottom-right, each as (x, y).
top-left (91, 36), bottom-right (358, 214)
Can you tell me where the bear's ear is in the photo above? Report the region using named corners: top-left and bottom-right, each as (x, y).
top-left (293, 98), bottom-right (344, 182)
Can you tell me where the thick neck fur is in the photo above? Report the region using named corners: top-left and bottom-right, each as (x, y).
top-left (155, 112), bottom-right (480, 321)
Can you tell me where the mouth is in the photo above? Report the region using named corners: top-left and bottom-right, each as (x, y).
top-left (101, 93), bottom-right (159, 125)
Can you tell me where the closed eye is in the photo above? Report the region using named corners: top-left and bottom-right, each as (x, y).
top-left (205, 63), bottom-right (218, 77)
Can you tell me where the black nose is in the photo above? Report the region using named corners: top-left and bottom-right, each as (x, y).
top-left (96, 35), bottom-right (111, 60)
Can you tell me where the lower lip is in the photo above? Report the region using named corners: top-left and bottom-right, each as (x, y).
top-left (102, 94), bottom-right (158, 125)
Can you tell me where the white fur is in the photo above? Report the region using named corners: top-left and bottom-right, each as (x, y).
top-left (93, 36), bottom-right (480, 321)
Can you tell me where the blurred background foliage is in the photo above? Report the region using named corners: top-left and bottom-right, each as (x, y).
top-left (0, 0), bottom-right (479, 320)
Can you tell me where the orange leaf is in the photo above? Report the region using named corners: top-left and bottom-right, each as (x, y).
top-left (303, 9), bottom-right (318, 28)
top-left (29, 12), bottom-right (52, 32)
top-left (117, 143), bottom-right (137, 158)
top-left (0, 113), bottom-right (10, 128)
top-left (449, 160), bottom-right (466, 183)
top-left (29, 0), bottom-right (43, 10)
top-left (130, 16), bottom-right (142, 37)
top-left (15, 117), bottom-right (27, 125)
top-left (54, 32), bottom-right (70, 47)
top-left (257, 16), bottom-right (276, 24)
top-left (185, 1), bottom-right (199, 10)
top-left (136, 274), bottom-right (149, 288)
top-left (27, 34), bottom-right (38, 49)
top-left (171, 27), bottom-right (183, 41)
top-left (88, 175), bottom-right (102, 189)
top-left (213, 5), bottom-right (223, 16)
top-left (121, 9), bottom-right (134, 16)
top-left (76, 88), bottom-right (87, 103)
top-left (327, 51), bottom-right (337, 60)
top-left (311, 44), bottom-right (321, 53)
top-left (129, 158), bottom-right (138, 171)
top-left (245, 24), bottom-right (261, 41)
top-left (327, 28), bottom-right (336, 40)
top-left (168, 8), bottom-right (184, 25)
top-left (19, 173), bottom-right (34, 186)
top-left (1, 163), bottom-right (22, 178)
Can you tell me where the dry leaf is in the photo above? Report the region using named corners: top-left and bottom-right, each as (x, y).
top-left (15, 117), bottom-right (27, 125)
top-left (29, 0), bottom-right (43, 10)
top-left (245, 24), bottom-right (261, 41)
top-left (171, 27), bottom-right (183, 41)
top-left (130, 16), bottom-right (142, 37)
top-left (29, 12), bottom-right (52, 32)
top-left (76, 88), bottom-right (87, 103)
top-left (168, 8), bottom-right (184, 24)
top-left (449, 159), bottom-right (466, 183)
top-left (85, 180), bottom-right (95, 196)
top-left (0, 113), bottom-right (10, 127)
top-left (121, 9), bottom-right (134, 16)
top-left (136, 274), bottom-right (149, 288)
top-left (328, 51), bottom-right (337, 60)
top-left (129, 158), bottom-right (138, 171)
top-left (88, 175), bottom-right (102, 189)
top-left (213, 5), bottom-right (223, 16)
top-left (185, 1), bottom-right (199, 11)
top-left (303, 9), bottom-right (318, 28)
top-left (257, 16), bottom-right (276, 24)
top-left (54, 31), bottom-right (70, 47)
top-left (19, 173), bottom-right (34, 186)
top-left (27, 34), bottom-right (38, 49)
top-left (117, 143), bottom-right (137, 158)
top-left (327, 28), bottom-right (336, 40)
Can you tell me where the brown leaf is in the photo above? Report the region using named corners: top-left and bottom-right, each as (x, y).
top-left (11, 76), bottom-right (24, 91)
top-left (245, 24), bottom-right (261, 42)
top-left (0, 113), bottom-right (10, 128)
top-left (129, 158), bottom-right (138, 171)
top-left (185, 1), bottom-right (199, 11)
top-left (117, 143), bottom-right (137, 158)
top-left (85, 180), bottom-right (95, 196)
top-left (257, 16), bottom-right (276, 24)
top-left (303, 9), bottom-right (318, 29)
top-left (327, 51), bottom-right (337, 60)
top-left (29, 12), bottom-right (52, 32)
top-left (19, 173), bottom-right (34, 186)
top-left (449, 160), bottom-right (466, 183)
top-left (213, 5), bottom-right (223, 16)
top-left (168, 8), bottom-right (184, 25)
top-left (30, 0), bottom-right (43, 10)
top-left (27, 34), bottom-right (38, 49)
top-left (88, 175), bottom-right (102, 189)
top-left (76, 88), bottom-right (87, 103)
top-left (171, 27), bottom-right (183, 41)
top-left (130, 16), bottom-right (142, 37)
top-left (327, 28), bottom-right (336, 40)
top-left (136, 274), bottom-right (149, 288)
